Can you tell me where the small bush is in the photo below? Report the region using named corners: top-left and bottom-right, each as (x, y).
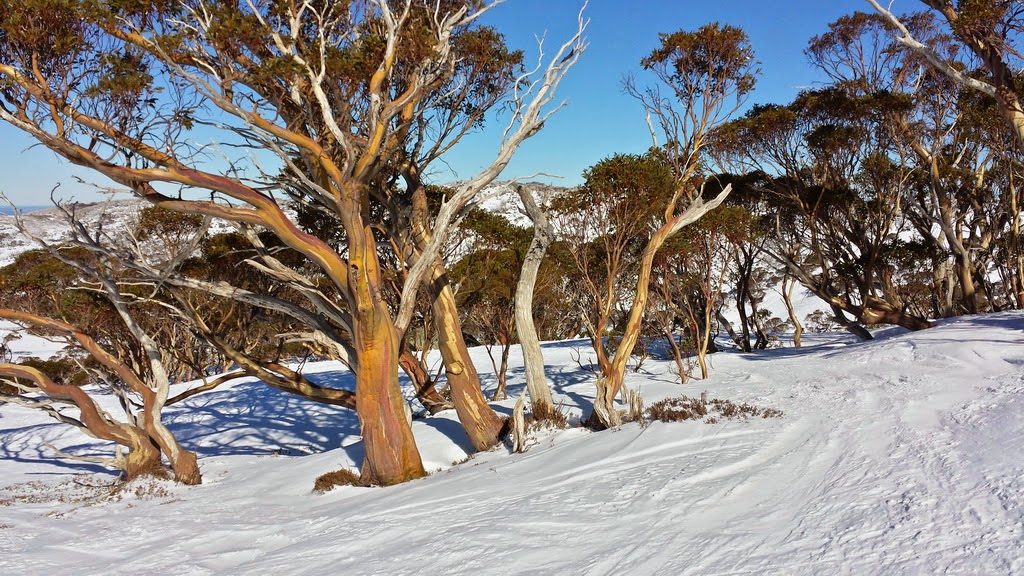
top-left (1, 355), bottom-right (91, 395)
top-left (18, 357), bottom-right (91, 387)
top-left (313, 468), bottom-right (365, 493)
top-left (645, 395), bottom-right (783, 425)
top-left (528, 400), bottom-right (570, 431)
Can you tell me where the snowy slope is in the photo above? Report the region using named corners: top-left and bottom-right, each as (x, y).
top-left (1, 313), bottom-right (1022, 574)
top-left (0, 199), bottom-right (152, 267)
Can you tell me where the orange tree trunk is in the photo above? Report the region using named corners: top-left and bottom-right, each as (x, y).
top-left (349, 229), bottom-right (426, 485)
top-left (405, 180), bottom-right (503, 450)
top-left (430, 270), bottom-right (504, 451)
top-left (354, 301), bottom-right (427, 485)
top-left (399, 351), bottom-right (448, 414)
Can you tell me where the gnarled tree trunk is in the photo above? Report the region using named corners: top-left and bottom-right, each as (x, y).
top-left (351, 229), bottom-right (426, 486)
top-left (429, 269), bottom-right (504, 451)
top-left (0, 363), bottom-right (164, 481)
top-left (514, 185), bottom-right (556, 415)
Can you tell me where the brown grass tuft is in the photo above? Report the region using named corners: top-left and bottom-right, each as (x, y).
top-left (313, 468), bottom-right (365, 493)
top-left (528, 400), bottom-right (570, 431)
top-left (645, 395), bottom-right (783, 425)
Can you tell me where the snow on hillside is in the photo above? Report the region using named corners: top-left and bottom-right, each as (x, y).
top-left (0, 198), bottom-right (154, 267)
top-left (1, 313), bottom-right (1022, 574)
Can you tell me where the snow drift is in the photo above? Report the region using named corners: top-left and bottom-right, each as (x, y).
top-left (1, 313), bottom-right (1022, 575)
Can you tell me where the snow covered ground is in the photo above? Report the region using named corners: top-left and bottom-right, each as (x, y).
top-left (1, 313), bottom-right (1022, 574)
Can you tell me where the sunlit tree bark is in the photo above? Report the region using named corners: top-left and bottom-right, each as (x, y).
top-left (0, 0), bottom-right (587, 484)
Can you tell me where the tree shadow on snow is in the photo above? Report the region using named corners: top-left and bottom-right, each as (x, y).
top-left (0, 422), bottom-right (118, 478)
top-left (166, 371), bottom-right (359, 458)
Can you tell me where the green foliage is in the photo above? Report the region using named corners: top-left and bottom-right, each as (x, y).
top-left (950, 0), bottom-right (1010, 39)
top-left (0, 0), bottom-right (88, 73)
top-left (17, 356), bottom-right (91, 387)
top-left (0, 248), bottom-right (105, 323)
top-left (136, 206), bottom-right (203, 241)
top-left (583, 153), bottom-right (676, 213)
top-left (554, 152), bottom-right (676, 240)
top-left (452, 246), bottom-right (518, 311)
top-left (461, 207), bottom-right (532, 250)
top-left (668, 204), bottom-right (754, 255)
top-left (643, 23), bottom-right (758, 98)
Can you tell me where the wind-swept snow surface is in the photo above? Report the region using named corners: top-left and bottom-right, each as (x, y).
top-left (1, 314), bottom-right (1022, 574)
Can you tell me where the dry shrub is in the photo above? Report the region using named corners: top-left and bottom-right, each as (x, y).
top-left (2, 475), bottom-right (174, 514)
top-left (109, 476), bottom-right (173, 500)
top-left (313, 468), bottom-right (365, 493)
top-left (646, 395), bottom-right (782, 425)
top-left (528, 400), bottom-right (569, 431)
top-left (17, 356), bottom-right (91, 386)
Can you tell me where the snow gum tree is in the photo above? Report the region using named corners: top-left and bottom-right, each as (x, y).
top-left (555, 152), bottom-right (676, 397)
top-left (0, 241), bottom-right (201, 484)
top-left (868, 0), bottom-right (1024, 148)
top-left (559, 23), bottom-right (756, 428)
top-left (513, 185), bottom-right (557, 415)
top-left (0, 0), bottom-right (586, 485)
top-left (713, 10), bottom-right (1024, 331)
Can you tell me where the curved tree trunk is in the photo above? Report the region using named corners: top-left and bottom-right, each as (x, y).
top-left (776, 251), bottom-right (933, 337)
top-left (663, 328), bottom-right (689, 383)
top-left (831, 304), bottom-right (873, 342)
top-left (1010, 176), bottom-right (1024, 309)
top-left (747, 290), bottom-right (770, 350)
top-left (858, 297), bottom-right (935, 332)
top-left (354, 303), bottom-right (426, 485)
top-left (781, 274), bottom-right (803, 348)
top-left (592, 186), bottom-right (732, 428)
top-left (0, 363), bottom-right (164, 480)
top-left (399, 351), bottom-right (449, 415)
top-left (0, 308), bottom-right (200, 483)
top-left (429, 266), bottom-right (504, 451)
top-left (98, 280), bottom-right (204, 486)
top-left (401, 180), bottom-right (502, 451)
top-left (488, 338), bottom-right (512, 401)
top-left (138, 388), bottom-right (201, 485)
top-left (514, 185), bottom-right (555, 414)
top-left (733, 253), bottom-right (754, 352)
top-left (695, 307), bottom-right (714, 379)
top-left (716, 310), bottom-right (745, 350)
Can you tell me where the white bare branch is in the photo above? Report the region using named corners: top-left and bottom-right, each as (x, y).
top-left (865, 0), bottom-right (996, 97)
top-left (394, 3), bottom-right (589, 332)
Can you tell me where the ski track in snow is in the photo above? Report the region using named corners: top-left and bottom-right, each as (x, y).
top-left (1, 314), bottom-right (1023, 574)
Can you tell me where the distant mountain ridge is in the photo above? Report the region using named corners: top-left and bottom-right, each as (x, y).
top-left (0, 184), bottom-right (567, 267)
top-left (0, 198), bottom-right (151, 267)
top-left (0, 206), bottom-right (48, 216)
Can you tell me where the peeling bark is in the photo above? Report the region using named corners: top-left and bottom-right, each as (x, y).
top-left (429, 271), bottom-right (504, 451)
top-left (514, 185), bottom-right (556, 413)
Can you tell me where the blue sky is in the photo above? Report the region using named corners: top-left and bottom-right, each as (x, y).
top-left (0, 0), bottom-right (877, 205)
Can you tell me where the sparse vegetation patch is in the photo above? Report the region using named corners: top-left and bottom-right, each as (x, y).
top-left (645, 395), bottom-right (783, 425)
top-left (313, 469), bottom-right (366, 493)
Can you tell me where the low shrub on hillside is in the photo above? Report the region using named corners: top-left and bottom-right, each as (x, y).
top-left (527, 400), bottom-right (570, 431)
top-left (646, 395), bottom-right (783, 425)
